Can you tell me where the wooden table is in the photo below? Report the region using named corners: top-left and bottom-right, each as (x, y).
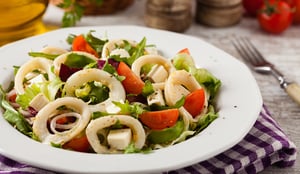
top-left (44, 1), bottom-right (300, 173)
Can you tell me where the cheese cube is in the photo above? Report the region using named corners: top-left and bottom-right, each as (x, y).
top-left (147, 89), bottom-right (165, 106)
top-left (107, 128), bottom-right (132, 150)
top-left (29, 93), bottom-right (49, 111)
top-left (147, 65), bottom-right (168, 83)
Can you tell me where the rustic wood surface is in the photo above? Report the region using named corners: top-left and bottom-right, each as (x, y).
top-left (44, 0), bottom-right (300, 173)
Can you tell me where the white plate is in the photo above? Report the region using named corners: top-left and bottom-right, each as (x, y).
top-left (0, 25), bottom-right (262, 174)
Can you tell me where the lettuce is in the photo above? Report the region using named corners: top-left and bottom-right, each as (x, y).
top-left (193, 105), bottom-right (218, 135)
top-left (0, 85), bottom-right (32, 137)
top-left (172, 53), bottom-right (221, 99)
top-left (16, 77), bottom-right (64, 109)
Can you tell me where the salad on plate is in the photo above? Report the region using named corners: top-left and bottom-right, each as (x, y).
top-left (0, 31), bottom-right (221, 154)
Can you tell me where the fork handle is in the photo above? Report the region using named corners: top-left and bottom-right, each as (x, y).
top-left (285, 82), bottom-right (300, 106)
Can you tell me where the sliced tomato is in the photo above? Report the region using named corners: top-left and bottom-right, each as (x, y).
top-left (117, 61), bottom-right (145, 95)
top-left (139, 109), bottom-right (179, 130)
top-left (178, 48), bottom-right (190, 55)
top-left (72, 35), bottom-right (99, 57)
top-left (56, 117), bottom-right (68, 124)
top-left (183, 88), bottom-right (206, 117)
top-left (8, 93), bottom-right (17, 103)
top-left (63, 134), bottom-right (90, 152)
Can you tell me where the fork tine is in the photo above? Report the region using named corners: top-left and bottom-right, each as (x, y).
top-left (240, 37), bottom-right (269, 65)
top-left (232, 37), bottom-right (256, 65)
top-left (232, 36), bottom-right (269, 66)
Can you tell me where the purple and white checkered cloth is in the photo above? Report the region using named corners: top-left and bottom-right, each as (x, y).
top-left (0, 105), bottom-right (297, 174)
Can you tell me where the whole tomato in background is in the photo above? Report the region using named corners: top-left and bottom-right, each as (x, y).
top-left (242, 0), bottom-right (264, 16)
top-left (258, 0), bottom-right (293, 34)
top-left (284, 0), bottom-right (300, 23)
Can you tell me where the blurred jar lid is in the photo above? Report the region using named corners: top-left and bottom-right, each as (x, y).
top-left (195, 0), bottom-right (243, 27)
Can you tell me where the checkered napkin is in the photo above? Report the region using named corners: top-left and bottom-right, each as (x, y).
top-left (0, 105), bottom-right (297, 174)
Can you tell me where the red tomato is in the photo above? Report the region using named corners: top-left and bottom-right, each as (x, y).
top-left (117, 62), bottom-right (145, 95)
top-left (63, 134), bottom-right (90, 152)
top-left (258, 0), bottom-right (293, 34)
top-left (72, 35), bottom-right (99, 57)
top-left (183, 88), bottom-right (206, 118)
top-left (242, 0), bottom-right (264, 17)
top-left (139, 109), bottom-right (179, 130)
top-left (284, 0), bottom-right (300, 23)
top-left (178, 48), bottom-right (190, 55)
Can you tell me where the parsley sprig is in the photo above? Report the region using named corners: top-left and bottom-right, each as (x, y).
top-left (57, 0), bottom-right (104, 27)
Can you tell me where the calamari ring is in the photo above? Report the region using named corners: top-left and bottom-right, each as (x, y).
top-left (53, 51), bottom-right (98, 75)
top-left (86, 115), bottom-right (146, 154)
top-left (32, 97), bottom-right (91, 145)
top-left (164, 70), bottom-right (209, 120)
top-left (64, 68), bottom-right (126, 113)
top-left (101, 39), bottom-right (137, 59)
top-left (40, 46), bottom-right (68, 55)
top-left (131, 55), bottom-right (175, 89)
top-left (14, 58), bottom-right (55, 94)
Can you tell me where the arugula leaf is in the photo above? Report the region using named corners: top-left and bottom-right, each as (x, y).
top-left (28, 52), bottom-right (60, 60)
top-left (64, 53), bottom-right (96, 68)
top-left (85, 31), bottom-right (108, 55)
top-left (0, 85), bottom-right (32, 137)
top-left (127, 37), bottom-right (147, 66)
top-left (66, 34), bottom-right (77, 44)
top-left (75, 82), bottom-right (109, 105)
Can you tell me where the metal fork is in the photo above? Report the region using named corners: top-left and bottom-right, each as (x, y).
top-left (232, 36), bottom-right (300, 106)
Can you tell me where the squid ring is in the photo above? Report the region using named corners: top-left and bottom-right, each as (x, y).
top-left (86, 115), bottom-right (146, 154)
top-left (165, 70), bottom-right (209, 121)
top-left (40, 46), bottom-right (68, 55)
top-left (53, 51), bottom-right (98, 75)
top-left (32, 97), bottom-right (91, 145)
top-left (131, 55), bottom-right (175, 89)
top-left (64, 68), bottom-right (126, 113)
top-left (14, 58), bottom-right (55, 94)
top-left (101, 39), bottom-right (137, 59)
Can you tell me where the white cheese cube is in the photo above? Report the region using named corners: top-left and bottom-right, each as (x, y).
top-left (145, 46), bottom-right (158, 55)
top-left (29, 93), bottom-right (49, 111)
top-left (28, 74), bottom-right (46, 85)
top-left (107, 128), bottom-right (132, 150)
top-left (110, 48), bottom-right (130, 58)
top-left (147, 65), bottom-right (168, 83)
top-left (147, 89), bottom-right (165, 106)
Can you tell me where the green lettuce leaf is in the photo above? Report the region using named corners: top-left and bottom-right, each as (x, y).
top-left (0, 85), bottom-right (32, 137)
top-left (172, 53), bottom-right (221, 99)
top-left (16, 77), bottom-right (64, 108)
top-left (16, 84), bottom-right (41, 109)
top-left (64, 53), bottom-right (96, 68)
top-left (193, 105), bottom-right (218, 135)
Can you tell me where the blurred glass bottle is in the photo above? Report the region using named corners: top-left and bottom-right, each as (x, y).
top-left (144, 0), bottom-right (192, 32)
top-left (0, 0), bottom-right (48, 46)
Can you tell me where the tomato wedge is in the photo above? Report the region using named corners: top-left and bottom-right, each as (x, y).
top-left (63, 134), bottom-right (90, 152)
top-left (72, 35), bottom-right (99, 57)
top-left (178, 48), bottom-right (190, 55)
top-left (183, 88), bottom-right (206, 117)
top-left (117, 61), bottom-right (145, 95)
top-left (139, 109), bottom-right (179, 130)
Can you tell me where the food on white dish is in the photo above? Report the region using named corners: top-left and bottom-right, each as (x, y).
top-left (0, 31), bottom-right (221, 154)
